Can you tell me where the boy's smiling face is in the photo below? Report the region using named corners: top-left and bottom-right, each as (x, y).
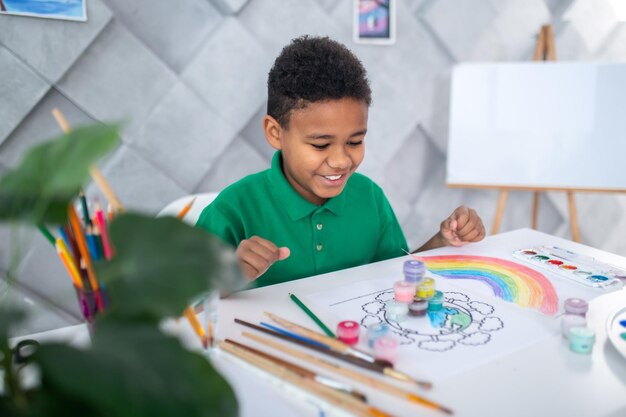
top-left (264, 98), bottom-right (368, 206)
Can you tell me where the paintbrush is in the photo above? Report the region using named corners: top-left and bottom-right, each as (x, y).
top-left (220, 340), bottom-right (396, 417)
top-left (242, 332), bottom-right (447, 412)
top-left (264, 312), bottom-right (387, 365)
top-left (236, 318), bottom-right (384, 370)
top-left (225, 338), bottom-right (367, 402)
top-left (235, 318), bottom-right (431, 388)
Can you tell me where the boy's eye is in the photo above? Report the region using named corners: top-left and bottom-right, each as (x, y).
top-left (311, 143), bottom-right (330, 149)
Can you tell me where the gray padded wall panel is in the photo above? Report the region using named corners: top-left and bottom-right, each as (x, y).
top-left (1, 0), bottom-right (625, 334)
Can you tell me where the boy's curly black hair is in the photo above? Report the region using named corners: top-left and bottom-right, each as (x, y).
top-left (267, 36), bottom-right (372, 128)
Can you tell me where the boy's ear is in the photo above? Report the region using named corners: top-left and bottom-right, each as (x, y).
top-left (263, 115), bottom-right (283, 150)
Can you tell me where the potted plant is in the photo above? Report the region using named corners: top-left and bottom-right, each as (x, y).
top-left (0, 123), bottom-right (241, 417)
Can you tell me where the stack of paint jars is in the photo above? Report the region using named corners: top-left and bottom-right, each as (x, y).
top-left (561, 297), bottom-right (595, 354)
top-left (388, 260), bottom-right (424, 322)
top-left (389, 259), bottom-right (447, 320)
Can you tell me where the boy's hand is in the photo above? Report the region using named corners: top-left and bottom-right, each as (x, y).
top-left (440, 206), bottom-right (485, 247)
top-left (236, 236), bottom-right (290, 280)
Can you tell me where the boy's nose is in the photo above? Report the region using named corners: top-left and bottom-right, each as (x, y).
top-left (327, 148), bottom-right (351, 170)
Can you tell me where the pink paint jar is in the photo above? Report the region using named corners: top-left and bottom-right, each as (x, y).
top-left (336, 320), bottom-right (360, 345)
top-left (374, 336), bottom-right (399, 365)
top-left (394, 280), bottom-right (417, 303)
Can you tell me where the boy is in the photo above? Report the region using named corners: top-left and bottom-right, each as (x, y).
top-left (196, 36), bottom-right (485, 287)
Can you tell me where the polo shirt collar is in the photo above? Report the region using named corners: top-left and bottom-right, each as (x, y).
top-left (268, 151), bottom-right (347, 221)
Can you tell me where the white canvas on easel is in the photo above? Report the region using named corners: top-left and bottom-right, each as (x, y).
top-left (447, 62), bottom-right (626, 191)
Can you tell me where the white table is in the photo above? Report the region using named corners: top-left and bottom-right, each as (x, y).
top-left (213, 228), bottom-right (626, 417)
top-left (7, 229), bottom-right (626, 417)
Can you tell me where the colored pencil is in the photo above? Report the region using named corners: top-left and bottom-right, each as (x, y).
top-left (236, 318), bottom-right (384, 372)
top-left (289, 292), bottom-right (336, 338)
top-left (176, 197), bottom-right (197, 220)
top-left (243, 332), bottom-right (444, 412)
top-left (68, 204), bottom-right (104, 311)
top-left (220, 340), bottom-right (395, 417)
top-left (94, 201), bottom-right (113, 260)
top-left (52, 108), bottom-right (124, 213)
top-left (225, 338), bottom-right (367, 402)
top-left (260, 322), bottom-right (330, 349)
top-left (79, 191), bottom-right (91, 227)
top-left (58, 226), bottom-right (71, 250)
top-left (37, 224), bottom-right (55, 246)
top-left (92, 223), bottom-right (105, 259)
top-left (55, 238), bottom-right (83, 289)
top-left (183, 306), bottom-right (206, 347)
top-left (264, 312), bottom-right (378, 364)
top-left (107, 203), bottom-right (114, 223)
top-left (85, 225), bottom-right (99, 260)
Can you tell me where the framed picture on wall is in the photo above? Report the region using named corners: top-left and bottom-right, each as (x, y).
top-left (353, 0), bottom-right (396, 45)
top-left (0, 0), bottom-right (87, 22)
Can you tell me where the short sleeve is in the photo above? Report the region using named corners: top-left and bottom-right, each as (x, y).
top-left (372, 191), bottom-right (409, 262)
top-left (195, 201), bottom-right (242, 248)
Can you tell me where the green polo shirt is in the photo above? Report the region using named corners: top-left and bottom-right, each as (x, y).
top-left (196, 151), bottom-right (408, 287)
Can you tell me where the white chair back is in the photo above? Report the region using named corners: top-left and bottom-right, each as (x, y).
top-left (157, 192), bottom-right (219, 225)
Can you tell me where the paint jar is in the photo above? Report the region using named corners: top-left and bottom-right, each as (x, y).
top-left (374, 336), bottom-right (398, 365)
top-left (385, 300), bottom-right (408, 322)
top-left (408, 297), bottom-right (428, 317)
top-left (564, 298), bottom-right (588, 317)
top-left (336, 320), bottom-right (360, 345)
top-left (561, 314), bottom-right (586, 338)
top-left (568, 326), bottom-right (595, 354)
top-left (367, 323), bottom-right (390, 348)
top-left (427, 291), bottom-right (444, 311)
top-left (403, 260), bottom-right (425, 283)
top-left (394, 281), bottom-right (417, 303)
top-left (416, 277), bottom-right (436, 299)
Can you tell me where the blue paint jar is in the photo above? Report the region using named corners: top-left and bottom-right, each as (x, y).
top-left (367, 322), bottom-right (390, 348)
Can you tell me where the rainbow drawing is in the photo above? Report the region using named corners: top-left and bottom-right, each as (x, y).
top-left (416, 255), bottom-right (559, 316)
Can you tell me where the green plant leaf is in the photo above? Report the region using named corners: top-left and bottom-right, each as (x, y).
top-left (96, 213), bottom-right (244, 322)
top-left (0, 124), bottom-right (120, 224)
top-left (34, 322), bottom-right (237, 417)
top-left (0, 307), bottom-right (25, 344)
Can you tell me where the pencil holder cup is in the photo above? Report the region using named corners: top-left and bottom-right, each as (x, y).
top-left (76, 288), bottom-right (98, 337)
top-left (77, 288), bottom-right (98, 322)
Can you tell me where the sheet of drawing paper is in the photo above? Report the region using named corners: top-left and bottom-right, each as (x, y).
top-left (305, 276), bottom-right (557, 382)
top-left (415, 234), bottom-right (615, 309)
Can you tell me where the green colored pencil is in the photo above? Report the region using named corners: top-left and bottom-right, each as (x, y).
top-left (37, 224), bottom-right (55, 246)
top-left (288, 293), bottom-right (336, 338)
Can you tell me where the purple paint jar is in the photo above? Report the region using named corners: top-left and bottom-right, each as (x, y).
top-left (564, 298), bottom-right (588, 317)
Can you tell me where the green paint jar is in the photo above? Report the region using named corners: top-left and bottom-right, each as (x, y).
top-left (568, 326), bottom-right (595, 354)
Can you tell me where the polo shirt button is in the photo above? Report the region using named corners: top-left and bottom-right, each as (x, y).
top-left (316, 243), bottom-right (323, 252)
top-left (316, 223), bottom-right (323, 230)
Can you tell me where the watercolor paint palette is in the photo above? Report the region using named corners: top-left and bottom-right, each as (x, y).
top-left (607, 306), bottom-right (626, 360)
top-left (512, 246), bottom-right (625, 289)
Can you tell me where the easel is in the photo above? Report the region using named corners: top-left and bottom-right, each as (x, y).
top-left (491, 25), bottom-right (581, 242)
